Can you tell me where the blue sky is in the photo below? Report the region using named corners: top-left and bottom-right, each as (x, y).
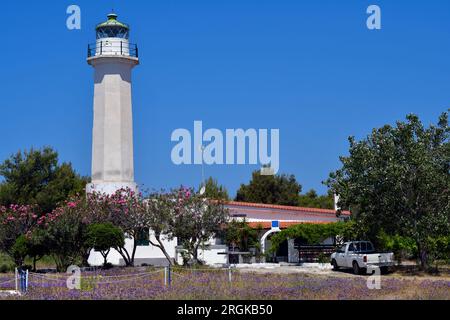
top-left (1, 1), bottom-right (449, 197)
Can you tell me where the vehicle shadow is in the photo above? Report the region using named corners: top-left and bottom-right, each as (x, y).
top-left (331, 268), bottom-right (393, 276)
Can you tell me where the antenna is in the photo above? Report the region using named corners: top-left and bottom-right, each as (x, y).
top-left (199, 145), bottom-right (206, 194)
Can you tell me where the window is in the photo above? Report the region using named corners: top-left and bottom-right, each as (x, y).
top-left (136, 228), bottom-right (150, 246)
top-left (360, 242), bottom-right (367, 252)
top-left (348, 243), bottom-right (355, 252)
top-left (97, 27), bottom-right (129, 39)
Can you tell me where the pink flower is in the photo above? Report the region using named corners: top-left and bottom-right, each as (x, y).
top-left (67, 202), bottom-right (77, 208)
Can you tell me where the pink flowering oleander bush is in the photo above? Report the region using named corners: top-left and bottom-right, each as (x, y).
top-left (35, 189), bottom-right (145, 271)
top-left (2, 269), bottom-right (449, 300)
top-left (0, 204), bottom-right (38, 263)
top-left (0, 187), bottom-right (229, 271)
top-left (171, 187), bottom-right (229, 265)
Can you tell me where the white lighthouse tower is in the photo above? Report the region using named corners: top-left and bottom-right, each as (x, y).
top-left (86, 13), bottom-right (139, 195)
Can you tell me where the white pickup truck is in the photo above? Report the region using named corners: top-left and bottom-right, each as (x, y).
top-left (330, 241), bottom-right (394, 275)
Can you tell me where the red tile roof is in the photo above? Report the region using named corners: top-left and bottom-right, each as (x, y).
top-left (247, 221), bottom-right (333, 229)
top-left (226, 201), bottom-right (351, 216)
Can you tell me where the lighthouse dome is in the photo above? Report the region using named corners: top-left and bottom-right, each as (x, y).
top-left (96, 13), bottom-right (130, 39)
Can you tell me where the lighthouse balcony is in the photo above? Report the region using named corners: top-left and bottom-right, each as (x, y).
top-left (88, 41), bottom-right (138, 58)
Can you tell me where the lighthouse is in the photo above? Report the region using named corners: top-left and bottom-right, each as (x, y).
top-left (86, 13), bottom-right (139, 195)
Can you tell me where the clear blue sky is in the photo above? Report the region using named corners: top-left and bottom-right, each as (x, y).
top-left (1, 1), bottom-right (449, 197)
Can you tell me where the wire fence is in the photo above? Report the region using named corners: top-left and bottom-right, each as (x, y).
top-left (1, 266), bottom-right (238, 296)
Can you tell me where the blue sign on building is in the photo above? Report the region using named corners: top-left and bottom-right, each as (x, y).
top-left (272, 221), bottom-right (280, 229)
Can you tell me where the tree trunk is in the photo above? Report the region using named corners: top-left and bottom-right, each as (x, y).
top-left (119, 248), bottom-right (132, 267)
top-left (150, 237), bottom-right (177, 266)
top-left (193, 243), bottom-right (201, 265)
top-left (101, 249), bottom-right (110, 267)
top-left (79, 247), bottom-right (91, 267)
top-left (131, 240), bottom-right (138, 267)
top-left (417, 241), bottom-right (429, 270)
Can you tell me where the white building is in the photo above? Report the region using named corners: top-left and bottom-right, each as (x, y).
top-left (88, 200), bottom-right (350, 267)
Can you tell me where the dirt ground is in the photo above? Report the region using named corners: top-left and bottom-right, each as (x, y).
top-left (237, 264), bottom-right (450, 281)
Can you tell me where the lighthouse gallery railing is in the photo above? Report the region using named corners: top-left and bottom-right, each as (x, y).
top-left (87, 42), bottom-right (139, 58)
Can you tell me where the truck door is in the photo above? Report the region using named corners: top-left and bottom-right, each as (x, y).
top-left (335, 244), bottom-right (347, 266)
top-left (345, 243), bottom-right (356, 267)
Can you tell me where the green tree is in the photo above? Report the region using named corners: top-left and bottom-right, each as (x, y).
top-left (86, 223), bottom-right (125, 267)
top-left (0, 147), bottom-right (89, 214)
top-left (298, 189), bottom-right (334, 209)
top-left (236, 170), bottom-right (301, 206)
top-left (43, 204), bottom-right (89, 272)
top-left (11, 235), bottom-right (28, 267)
top-left (26, 229), bottom-right (49, 271)
top-left (225, 219), bottom-right (259, 252)
top-left (200, 177), bottom-right (230, 200)
top-left (377, 231), bottom-right (417, 265)
top-left (327, 112), bottom-right (450, 269)
top-left (171, 187), bottom-right (229, 265)
top-left (104, 189), bottom-right (149, 267)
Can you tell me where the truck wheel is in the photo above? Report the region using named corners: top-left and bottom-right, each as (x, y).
top-left (380, 266), bottom-right (389, 274)
top-left (331, 260), bottom-right (339, 271)
top-left (352, 261), bottom-right (361, 275)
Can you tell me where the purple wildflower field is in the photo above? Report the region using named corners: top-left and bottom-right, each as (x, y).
top-left (1, 268), bottom-right (449, 300)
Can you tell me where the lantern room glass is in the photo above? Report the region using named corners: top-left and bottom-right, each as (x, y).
top-left (96, 26), bottom-right (129, 40)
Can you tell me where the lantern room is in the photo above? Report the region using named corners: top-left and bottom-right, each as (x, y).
top-left (88, 13), bottom-right (138, 58)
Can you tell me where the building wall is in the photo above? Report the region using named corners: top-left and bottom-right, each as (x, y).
top-left (175, 245), bottom-right (228, 266)
top-left (88, 202), bottom-right (347, 267)
top-left (88, 232), bottom-right (177, 267)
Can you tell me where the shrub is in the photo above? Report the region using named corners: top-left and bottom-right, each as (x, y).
top-left (11, 235), bottom-right (28, 267)
top-left (0, 263), bottom-right (13, 273)
top-left (86, 223), bottom-right (125, 266)
top-left (377, 231), bottom-right (417, 265)
top-left (0, 254), bottom-right (14, 273)
top-left (0, 205), bottom-right (38, 260)
top-left (317, 252), bottom-right (330, 264)
top-left (269, 222), bottom-right (355, 254)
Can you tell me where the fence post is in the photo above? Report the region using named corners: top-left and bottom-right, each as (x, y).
top-left (18, 269), bottom-right (24, 293)
top-left (21, 270), bottom-right (26, 293)
top-left (14, 268), bottom-right (18, 291)
top-left (169, 266), bottom-right (172, 287)
top-left (164, 266), bottom-right (171, 287)
top-left (25, 270), bottom-right (29, 292)
top-left (164, 266), bottom-right (167, 286)
top-left (228, 266), bottom-right (232, 283)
